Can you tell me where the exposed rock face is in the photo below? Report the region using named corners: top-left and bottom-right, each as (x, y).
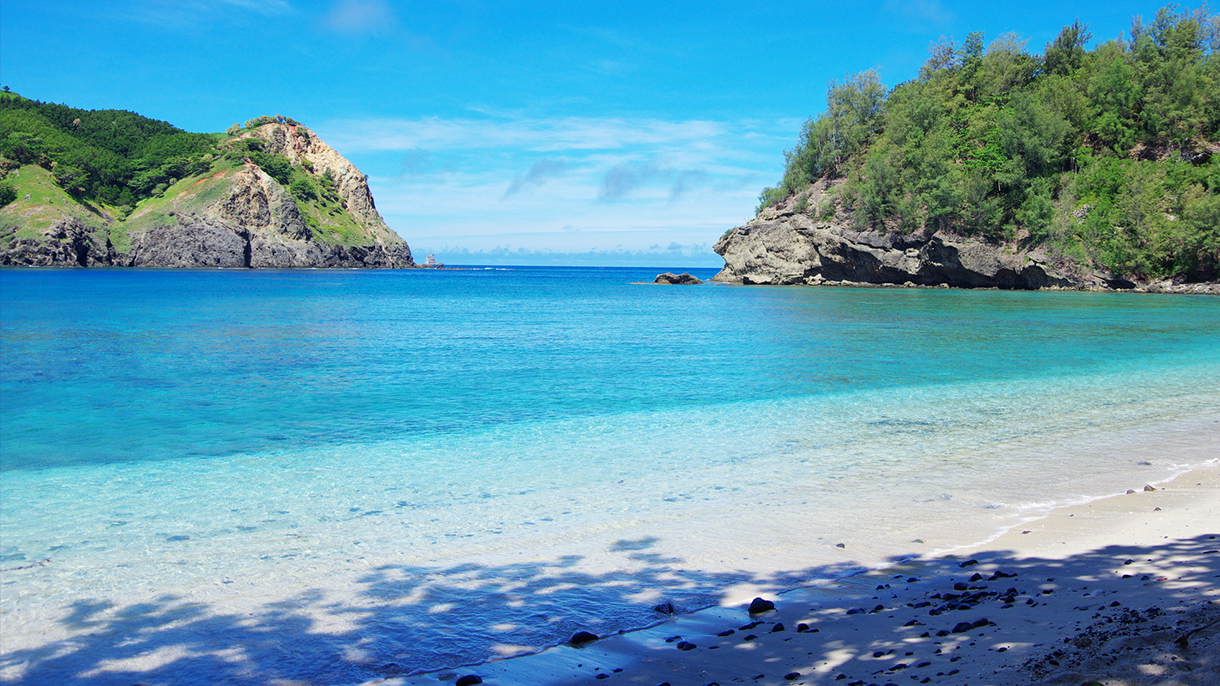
top-left (0, 124), bottom-right (414, 269)
top-left (246, 123), bottom-right (393, 242)
top-left (713, 201), bottom-right (1134, 290)
top-left (654, 272), bottom-right (703, 285)
top-left (120, 165), bottom-right (411, 268)
top-left (0, 217), bottom-right (117, 267)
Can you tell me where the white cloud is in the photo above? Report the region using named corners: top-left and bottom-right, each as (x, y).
top-left (310, 113), bottom-right (794, 261)
top-left (503, 159), bottom-right (569, 199)
top-left (326, 0), bottom-right (396, 35)
top-left (321, 116), bottom-right (737, 154)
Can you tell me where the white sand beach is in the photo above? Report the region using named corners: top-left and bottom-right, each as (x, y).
top-left (385, 460), bottom-right (1220, 686)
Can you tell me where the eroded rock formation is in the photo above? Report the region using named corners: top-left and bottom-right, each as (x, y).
top-left (712, 188), bottom-right (1133, 290)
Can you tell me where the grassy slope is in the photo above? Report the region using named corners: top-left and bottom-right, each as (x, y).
top-left (0, 165), bottom-right (113, 248)
top-left (116, 159), bottom-right (245, 253)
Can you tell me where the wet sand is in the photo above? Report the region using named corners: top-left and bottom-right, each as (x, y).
top-left (385, 460), bottom-right (1220, 686)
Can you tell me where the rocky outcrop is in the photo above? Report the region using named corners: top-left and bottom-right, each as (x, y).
top-left (0, 124), bottom-right (415, 269)
top-left (0, 217), bottom-right (118, 267)
top-left (713, 196), bottom-right (1134, 290)
top-left (118, 165), bottom-right (411, 268)
top-left (245, 123), bottom-right (396, 243)
top-left (654, 272), bottom-right (703, 285)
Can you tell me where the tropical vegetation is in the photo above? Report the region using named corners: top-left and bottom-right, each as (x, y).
top-left (758, 6), bottom-right (1220, 281)
top-left (0, 91), bottom-right (316, 214)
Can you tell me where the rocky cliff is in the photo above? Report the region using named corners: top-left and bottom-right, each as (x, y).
top-left (0, 123), bottom-right (414, 269)
top-left (712, 180), bottom-right (1144, 291)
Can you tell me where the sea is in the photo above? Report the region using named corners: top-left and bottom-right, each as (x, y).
top-left (1, 266), bottom-right (1218, 685)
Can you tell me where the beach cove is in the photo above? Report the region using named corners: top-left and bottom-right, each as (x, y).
top-left (1, 267), bottom-right (1218, 685)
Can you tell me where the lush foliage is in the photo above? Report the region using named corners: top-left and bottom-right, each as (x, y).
top-left (0, 93), bottom-right (314, 212)
top-left (761, 6), bottom-right (1220, 281)
top-left (0, 92), bottom-right (220, 207)
top-left (0, 179), bottom-right (15, 207)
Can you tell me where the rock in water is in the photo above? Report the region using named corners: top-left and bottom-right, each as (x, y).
top-left (653, 272), bottom-right (703, 285)
top-left (570, 631), bottom-right (599, 646)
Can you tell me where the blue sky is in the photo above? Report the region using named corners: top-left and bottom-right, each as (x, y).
top-left (1, 0), bottom-right (1179, 265)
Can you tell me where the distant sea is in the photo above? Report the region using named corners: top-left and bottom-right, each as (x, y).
top-left (2, 267), bottom-right (1218, 685)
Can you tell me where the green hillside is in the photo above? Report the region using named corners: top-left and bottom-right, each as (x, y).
top-left (0, 90), bottom-right (221, 209)
top-left (758, 6), bottom-right (1220, 282)
top-left (0, 91), bottom-right (403, 263)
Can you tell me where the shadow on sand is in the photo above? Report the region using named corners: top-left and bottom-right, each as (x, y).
top-left (1, 534), bottom-right (1218, 685)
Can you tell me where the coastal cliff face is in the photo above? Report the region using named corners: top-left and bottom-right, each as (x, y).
top-left (712, 183), bottom-right (1139, 291)
top-left (0, 123), bottom-right (413, 269)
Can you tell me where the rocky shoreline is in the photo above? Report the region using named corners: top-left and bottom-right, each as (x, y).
top-left (712, 182), bottom-right (1218, 294)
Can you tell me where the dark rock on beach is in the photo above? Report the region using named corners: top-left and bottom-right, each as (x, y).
top-left (748, 597), bottom-right (776, 614)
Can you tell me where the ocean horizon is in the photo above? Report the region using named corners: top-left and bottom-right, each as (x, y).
top-left (2, 266), bottom-right (1218, 685)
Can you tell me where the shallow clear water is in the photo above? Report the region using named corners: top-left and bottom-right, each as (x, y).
top-left (1, 267), bottom-right (1218, 685)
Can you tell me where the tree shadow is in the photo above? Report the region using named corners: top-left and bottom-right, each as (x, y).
top-left (1, 534), bottom-right (1217, 685)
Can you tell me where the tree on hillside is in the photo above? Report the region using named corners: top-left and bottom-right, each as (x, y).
top-left (1044, 20), bottom-right (1092, 75)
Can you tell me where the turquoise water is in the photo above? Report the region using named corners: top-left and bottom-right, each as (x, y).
top-left (1, 267), bottom-right (1218, 685)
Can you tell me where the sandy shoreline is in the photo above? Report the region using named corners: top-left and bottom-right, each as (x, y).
top-left (384, 460), bottom-right (1220, 686)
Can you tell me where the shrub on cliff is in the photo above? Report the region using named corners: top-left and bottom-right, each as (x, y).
top-left (245, 151), bottom-right (293, 186)
top-left (289, 178), bottom-right (316, 201)
top-left (244, 116), bottom-right (276, 129)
